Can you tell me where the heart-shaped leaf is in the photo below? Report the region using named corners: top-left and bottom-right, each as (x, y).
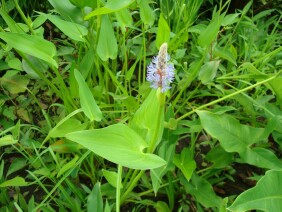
top-left (65, 124), bottom-right (166, 170)
top-left (228, 169), bottom-right (282, 211)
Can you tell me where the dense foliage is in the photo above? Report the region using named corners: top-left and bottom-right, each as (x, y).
top-left (1, 0), bottom-right (282, 211)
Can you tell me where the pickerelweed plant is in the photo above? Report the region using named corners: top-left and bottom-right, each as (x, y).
top-left (65, 43), bottom-right (175, 211)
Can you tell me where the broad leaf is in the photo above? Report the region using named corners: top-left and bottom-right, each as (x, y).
top-left (154, 201), bottom-right (171, 212)
top-left (22, 55), bottom-right (49, 79)
top-left (173, 148), bottom-right (196, 182)
top-left (197, 110), bottom-right (266, 153)
top-left (129, 89), bottom-right (165, 151)
top-left (140, 0), bottom-right (155, 26)
top-left (240, 147), bottom-right (282, 169)
top-left (87, 182), bottom-right (103, 212)
top-left (198, 13), bottom-right (221, 47)
top-left (39, 13), bottom-right (88, 42)
top-left (156, 13), bottom-right (170, 49)
top-left (74, 69), bottom-right (103, 122)
top-left (0, 32), bottom-right (57, 68)
top-left (48, 0), bottom-right (85, 24)
top-left (182, 173), bottom-right (223, 209)
top-left (198, 60), bottom-right (220, 84)
top-left (197, 111), bottom-right (281, 169)
top-left (221, 13), bottom-right (239, 26)
top-left (214, 46), bottom-right (237, 66)
top-left (102, 169), bottom-right (123, 188)
top-left (65, 124), bottom-right (166, 170)
top-left (96, 15), bottom-right (118, 61)
top-left (49, 118), bottom-right (87, 138)
top-left (0, 70), bottom-right (29, 94)
top-left (205, 146), bottom-right (233, 169)
top-left (115, 8), bottom-right (133, 29)
top-left (228, 169), bottom-right (282, 211)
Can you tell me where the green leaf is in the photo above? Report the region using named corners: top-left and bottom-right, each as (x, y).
top-left (65, 124), bottom-right (166, 170)
top-left (221, 13), bottom-right (239, 26)
top-left (240, 147), bottom-right (282, 169)
top-left (51, 140), bottom-right (81, 153)
top-left (151, 130), bottom-right (177, 194)
top-left (241, 1), bottom-right (253, 16)
top-left (0, 32), bottom-right (57, 68)
top-left (205, 146), bottom-right (233, 169)
top-left (6, 158), bottom-right (27, 177)
top-left (74, 70), bottom-right (103, 122)
top-left (197, 110), bottom-right (266, 153)
top-left (38, 13), bottom-right (88, 42)
top-left (183, 173), bottom-right (222, 209)
top-left (198, 111), bottom-right (282, 169)
top-left (0, 9), bottom-right (23, 33)
top-left (7, 58), bottom-right (22, 70)
top-left (214, 46), bottom-right (237, 65)
top-left (140, 0), bottom-right (155, 26)
top-left (22, 55), bottom-right (49, 79)
top-left (198, 60), bottom-right (220, 84)
top-left (228, 169), bottom-right (282, 211)
top-left (115, 8), bottom-right (133, 29)
top-left (48, 0), bottom-right (85, 24)
top-left (173, 148), bottom-right (196, 182)
top-left (0, 70), bottom-right (29, 94)
top-left (229, 92), bottom-right (256, 116)
top-left (49, 118), bottom-right (87, 138)
top-left (87, 182), bottom-right (103, 212)
top-left (76, 48), bottom-right (96, 87)
top-left (57, 155), bottom-right (79, 177)
top-left (0, 135), bottom-right (18, 147)
top-left (104, 200), bottom-right (111, 212)
top-left (96, 15), bottom-right (118, 61)
top-left (268, 77), bottom-right (282, 107)
top-left (0, 176), bottom-right (28, 187)
top-left (198, 13), bottom-right (221, 47)
top-left (129, 89), bottom-right (165, 150)
top-left (85, 0), bottom-right (134, 18)
top-left (69, 0), bottom-right (96, 8)
top-left (102, 169), bottom-right (123, 188)
top-left (156, 13), bottom-right (170, 49)
top-left (154, 201), bottom-right (171, 212)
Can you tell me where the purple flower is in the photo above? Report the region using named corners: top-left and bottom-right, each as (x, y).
top-left (146, 43), bottom-right (175, 92)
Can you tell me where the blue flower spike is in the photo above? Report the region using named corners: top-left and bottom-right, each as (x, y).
top-left (146, 43), bottom-right (175, 92)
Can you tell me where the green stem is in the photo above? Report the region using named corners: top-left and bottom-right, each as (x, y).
top-left (116, 165), bottom-right (122, 212)
top-left (120, 170), bottom-right (144, 204)
top-left (177, 71), bottom-right (282, 121)
top-left (137, 178), bottom-right (180, 198)
top-left (123, 169), bottom-right (136, 189)
top-left (13, 0), bottom-right (34, 34)
top-left (148, 103), bottom-right (164, 153)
